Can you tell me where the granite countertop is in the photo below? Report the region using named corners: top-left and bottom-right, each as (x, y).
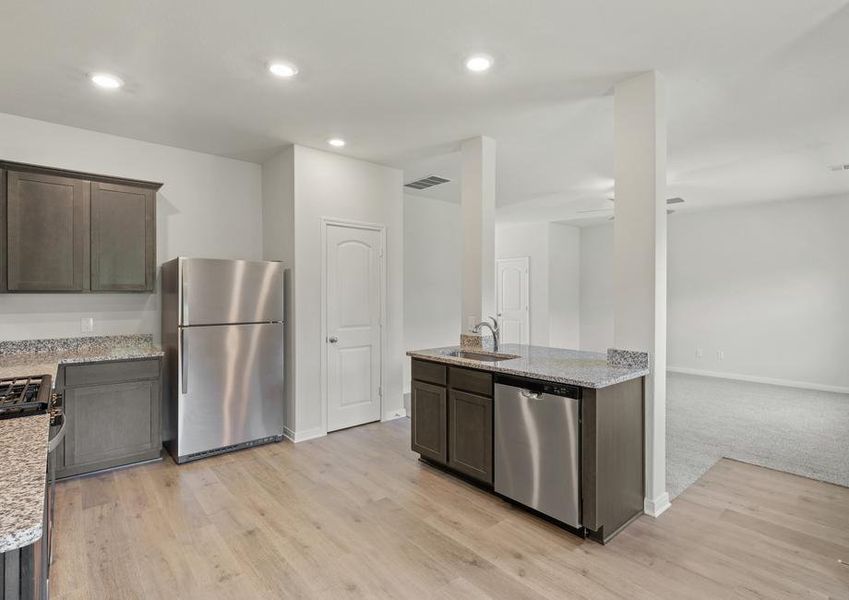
top-left (0, 414), bottom-right (49, 552)
top-left (406, 344), bottom-right (649, 389)
top-left (0, 334), bottom-right (163, 552)
top-left (0, 334), bottom-right (164, 382)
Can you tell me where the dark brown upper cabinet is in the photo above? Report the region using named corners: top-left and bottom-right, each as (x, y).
top-left (5, 170), bottom-right (90, 291)
top-left (0, 161), bottom-right (162, 293)
top-left (91, 182), bottom-right (155, 291)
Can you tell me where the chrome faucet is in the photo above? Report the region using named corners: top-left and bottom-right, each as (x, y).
top-left (472, 316), bottom-right (500, 352)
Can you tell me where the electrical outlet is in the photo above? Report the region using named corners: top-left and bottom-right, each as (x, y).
top-left (80, 317), bottom-right (94, 333)
top-left (696, 348), bottom-right (704, 358)
top-left (717, 350), bottom-right (725, 360)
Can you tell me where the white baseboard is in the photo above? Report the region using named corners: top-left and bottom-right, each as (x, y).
top-left (283, 426), bottom-right (326, 444)
top-left (383, 408), bottom-right (407, 421)
top-left (644, 492), bottom-right (671, 518)
top-left (667, 366), bottom-right (849, 395)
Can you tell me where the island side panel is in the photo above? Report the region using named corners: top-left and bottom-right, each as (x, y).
top-left (582, 376), bottom-right (645, 542)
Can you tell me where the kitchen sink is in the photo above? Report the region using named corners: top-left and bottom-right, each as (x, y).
top-left (447, 350), bottom-right (520, 362)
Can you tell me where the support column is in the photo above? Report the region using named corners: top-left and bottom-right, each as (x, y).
top-left (613, 71), bottom-right (670, 517)
top-left (461, 136), bottom-right (496, 331)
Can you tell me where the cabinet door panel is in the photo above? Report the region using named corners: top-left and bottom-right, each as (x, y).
top-left (64, 380), bottom-right (159, 471)
top-left (411, 380), bottom-right (447, 464)
top-left (448, 390), bottom-right (493, 484)
top-left (6, 170), bottom-right (89, 291)
top-left (90, 182), bottom-right (155, 291)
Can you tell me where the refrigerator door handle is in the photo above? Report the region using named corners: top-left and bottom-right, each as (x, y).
top-left (181, 330), bottom-right (188, 394)
top-left (181, 278), bottom-right (189, 325)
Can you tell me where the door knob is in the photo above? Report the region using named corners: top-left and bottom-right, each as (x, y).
top-left (328, 336), bottom-right (338, 343)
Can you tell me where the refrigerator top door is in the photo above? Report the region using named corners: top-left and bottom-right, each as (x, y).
top-left (180, 258), bottom-right (284, 326)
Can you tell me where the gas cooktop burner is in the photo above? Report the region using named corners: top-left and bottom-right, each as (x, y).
top-left (0, 374), bottom-right (54, 420)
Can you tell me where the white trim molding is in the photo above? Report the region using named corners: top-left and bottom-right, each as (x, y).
top-left (403, 391), bottom-right (411, 417)
top-left (667, 367), bottom-right (849, 395)
top-left (283, 426), bottom-right (326, 444)
top-left (644, 492), bottom-right (671, 518)
top-left (383, 407), bottom-right (407, 421)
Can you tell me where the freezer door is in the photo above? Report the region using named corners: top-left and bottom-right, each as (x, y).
top-left (494, 383), bottom-right (582, 528)
top-left (177, 322), bottom-right (284, 458)
top-left (180, 258), bottom-right (284, 325)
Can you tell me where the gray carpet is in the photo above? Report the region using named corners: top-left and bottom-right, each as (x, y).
top-left (666, 372), bottom-right (849, 499)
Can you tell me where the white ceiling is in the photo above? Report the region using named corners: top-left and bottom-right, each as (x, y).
top-left (2, 1), bottom-right (848, 224)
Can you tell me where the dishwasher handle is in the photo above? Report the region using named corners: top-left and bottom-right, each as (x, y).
top-left (519, 389), bottom-right (542, 401)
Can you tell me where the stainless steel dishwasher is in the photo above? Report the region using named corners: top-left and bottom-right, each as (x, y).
top-left (494, 376), bottom-right (582, 528)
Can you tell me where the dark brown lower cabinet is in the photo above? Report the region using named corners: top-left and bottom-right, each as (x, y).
top-left (410, 380), bottom-right (447, 464)
top-left (56, 358), bottom-right (162, 479)
top-left (0, 540), bottom-right (43, 600)
top-left (447, 390), bottom-right (493, 484)
top-left (411, 359), bottom-right (494, 485)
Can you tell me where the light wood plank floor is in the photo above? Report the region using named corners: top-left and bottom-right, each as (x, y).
top-left (51, 419), bottom-right (849, 599)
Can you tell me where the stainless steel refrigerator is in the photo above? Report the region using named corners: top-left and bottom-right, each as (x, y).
top-left (161, 257), bottom-right (284, 463)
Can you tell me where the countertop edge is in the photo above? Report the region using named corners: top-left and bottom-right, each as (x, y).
top-left (56, 350), bottom-right (164, 366)
top-left (406, 349), bottom-right (649, 389)
top-left (0, 522), bottom-right (42, 554)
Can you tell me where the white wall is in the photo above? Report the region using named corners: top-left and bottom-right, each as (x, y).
top-left (579, 224), bottom-right (615, 353)
top-left (403, 194), bottom-right (462, 393)
top-left (580, 195), bottom-right (849, 391)
top-left (496, 222), bottom-right (581, 347)
top-left (0, 112), bottom-right (262, 342)
top-left (264, 145), bottom-right (404, 439)
top-left (261, 146), bottom-right (295, 431)
top-left (548, 223), bottom-right (581, 349)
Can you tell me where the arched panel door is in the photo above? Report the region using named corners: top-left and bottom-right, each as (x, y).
top-left (325, 224), bottom-right (383, 431)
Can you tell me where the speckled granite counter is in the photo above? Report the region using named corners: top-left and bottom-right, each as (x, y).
top-left (0, 414), bottom-right (49, 552)
top-left (0, 335), bottom-right (163, 552)
top-left (406, 344), bottom-right (649, 389)
top-left (0, 334), bottom-right (164, 381)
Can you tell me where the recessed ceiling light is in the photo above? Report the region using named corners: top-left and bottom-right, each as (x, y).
top-left (327, 138), bottom-right (346, 148)
top-left (268, 62), bottom-right (298, 78)
top-left (465, 54), bottom-right (493, 73)
top-left (90, 73), bottom-right (123, 89)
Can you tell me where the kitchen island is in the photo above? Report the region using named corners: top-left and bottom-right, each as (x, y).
top-left (407, 344), bottom-right (649, 543)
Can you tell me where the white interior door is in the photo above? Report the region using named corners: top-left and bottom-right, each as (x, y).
top-left (496, 257), bottom-right (530, 345)
top-left (325, 223), bottom-right (383, 432)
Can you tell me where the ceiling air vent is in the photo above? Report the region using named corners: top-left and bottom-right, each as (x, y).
top-left (828, 164), bottom-right (849, 172)
top-left (404, 175), bottom-right (451, 190)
